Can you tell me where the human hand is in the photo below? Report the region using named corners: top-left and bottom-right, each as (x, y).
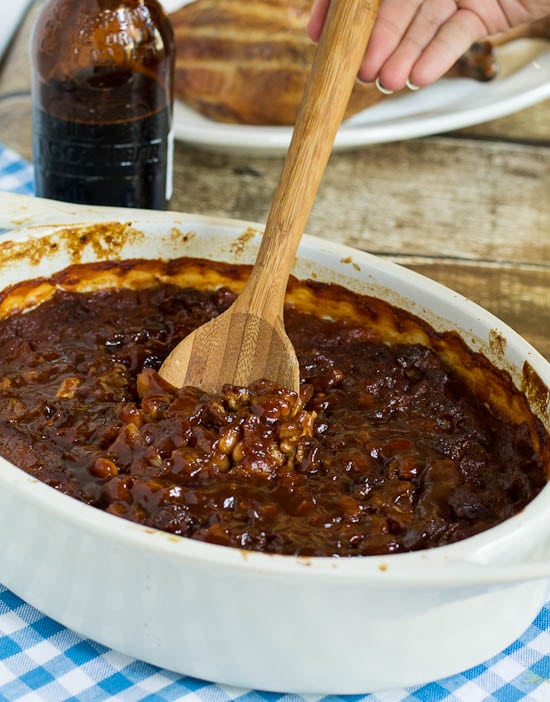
top-left (308, 0), bottom-right (550, 91)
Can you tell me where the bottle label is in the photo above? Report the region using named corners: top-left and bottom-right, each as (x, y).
top-left (33, 107), bottom-right (172, 209)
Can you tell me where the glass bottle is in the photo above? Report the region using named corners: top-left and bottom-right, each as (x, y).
top-left (31, 0), bottom-right (175, 209)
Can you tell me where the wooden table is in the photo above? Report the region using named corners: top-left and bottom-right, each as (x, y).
top-left (1, 2), bottom-right (549, 359)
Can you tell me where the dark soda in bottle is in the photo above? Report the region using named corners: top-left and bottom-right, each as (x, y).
top-left (31, 0), bottom-right (175, 209)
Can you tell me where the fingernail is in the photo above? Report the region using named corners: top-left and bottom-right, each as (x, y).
top-left (355, 75), bottom-right (371, 87)
top-left (405, 79), bottom-right (420, 91)
top-left (375, 77), bottom-right (394, 95)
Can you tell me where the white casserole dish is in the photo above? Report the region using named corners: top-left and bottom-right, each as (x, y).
top-left (0, 211), bottom-right (548, 694)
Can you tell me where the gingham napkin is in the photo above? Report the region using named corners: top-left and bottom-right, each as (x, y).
top-left (0, 143), bottom-right (549, 701)
top-left (0, 145), bottom-right (33, 196)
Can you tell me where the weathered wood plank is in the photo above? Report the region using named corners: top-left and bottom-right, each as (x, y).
top-left (0, 95), bottom-right (32, 160)
top-left (167, 137), bottom-right (549, 265)
top-left (393, 257), bottom-right (550, 361)
top-left (2, 89), bottom-right (548, 266)
top-left (3, 102), bottom-right (546, 271)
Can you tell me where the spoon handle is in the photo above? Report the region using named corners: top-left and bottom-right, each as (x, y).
top-left (241, 0), bottom-right (380, 311)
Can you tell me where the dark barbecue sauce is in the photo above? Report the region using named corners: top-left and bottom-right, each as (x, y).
top-left (0, 275), bottom-right (546, 557)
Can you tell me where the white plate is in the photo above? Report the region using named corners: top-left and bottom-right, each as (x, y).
top-left (173, 40), bottom-right (550, 156)
top-left (0, 0), bottom-right (33, 63)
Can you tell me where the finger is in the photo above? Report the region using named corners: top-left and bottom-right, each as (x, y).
top-left (307, 0), bottom-right (331, 42)
top-left (409, 9), bottom-right (488, 86)
top-left (375, 0), bottom-right (459, 90)
top-left (459, 0), bottom-right (518, 34)
top-left (358, 0), bottom-right (423, 83)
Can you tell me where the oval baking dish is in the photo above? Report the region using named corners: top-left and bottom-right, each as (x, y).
top-left (0, 213), bottom-right (548, 694)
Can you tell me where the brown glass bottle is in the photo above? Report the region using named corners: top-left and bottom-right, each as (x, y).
top-left (31, 0), bottom-right (175, 209)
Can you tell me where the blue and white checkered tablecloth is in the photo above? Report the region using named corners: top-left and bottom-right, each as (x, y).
top-left (0, 143), bottom-right (548, 701)
top-left (0, 145), bottom-right (33, 196)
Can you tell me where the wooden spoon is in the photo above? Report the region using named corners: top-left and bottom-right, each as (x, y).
top-left (159, 0), bottom-right (381, 393)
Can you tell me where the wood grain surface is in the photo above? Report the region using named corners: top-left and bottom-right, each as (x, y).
top-left (1, 1), bottom-right (548, 360)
